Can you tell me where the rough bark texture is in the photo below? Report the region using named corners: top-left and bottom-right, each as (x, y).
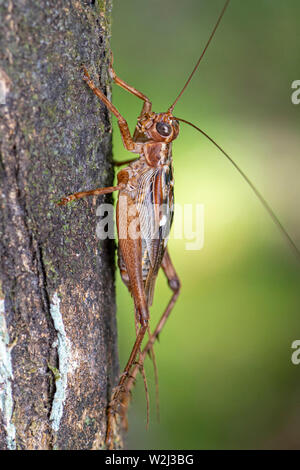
top-left (0, 0), bottom-right (121, 450)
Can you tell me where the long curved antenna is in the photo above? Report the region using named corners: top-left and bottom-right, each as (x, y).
top-left (168, 0), bottom-right (230, 113)
top-left (175, 116), bottom-right (300, 261)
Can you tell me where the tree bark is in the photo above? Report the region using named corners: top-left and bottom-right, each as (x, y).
top-left (0, 0), bottom-right (120, 450)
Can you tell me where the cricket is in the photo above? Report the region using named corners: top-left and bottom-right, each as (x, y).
top-left (58, 0), bottom-right (300, 449)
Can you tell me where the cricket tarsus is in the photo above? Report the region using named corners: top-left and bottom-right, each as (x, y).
top-left (175, 116), bottom-right (300, 262)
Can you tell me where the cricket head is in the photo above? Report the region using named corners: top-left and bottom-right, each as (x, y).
top-left (136, 112), bottom-right (180, 143)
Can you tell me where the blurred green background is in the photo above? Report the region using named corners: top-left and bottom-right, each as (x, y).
top-left (110, 0), bottom-right (300, 449)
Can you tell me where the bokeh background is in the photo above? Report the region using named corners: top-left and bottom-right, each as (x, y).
top-left (110, 0), bottom-right (300, 449)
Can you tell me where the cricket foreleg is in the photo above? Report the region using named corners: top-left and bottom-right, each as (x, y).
top-left (109, 53), bottom-right (152, 116)
top-left (82, 66), bottom-right (142, 154)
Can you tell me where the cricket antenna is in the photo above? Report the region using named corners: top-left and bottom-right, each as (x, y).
top-left (168, 0), bottom-right (230, 113)
top-left (175, 116), bottom-right (300, 261)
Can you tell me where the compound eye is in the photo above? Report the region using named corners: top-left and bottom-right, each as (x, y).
top-left (156, 122), bottom-right (172, 137)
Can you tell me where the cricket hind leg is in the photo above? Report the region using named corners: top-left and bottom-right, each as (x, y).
top-left (105, 237), bottom-right (150, 449)
top-left (118, 248), bottom-right (181, 421)
top-left (147, 325), bottom-right (160, 421)
top-left (106, 320), bottom-right (148, 449)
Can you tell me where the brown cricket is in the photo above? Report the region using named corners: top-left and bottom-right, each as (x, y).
top-left (58, 0), bottom-right (299, 449)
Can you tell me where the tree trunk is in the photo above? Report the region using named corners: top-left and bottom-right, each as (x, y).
top-left (0, 0), bottom-right (120, 450)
